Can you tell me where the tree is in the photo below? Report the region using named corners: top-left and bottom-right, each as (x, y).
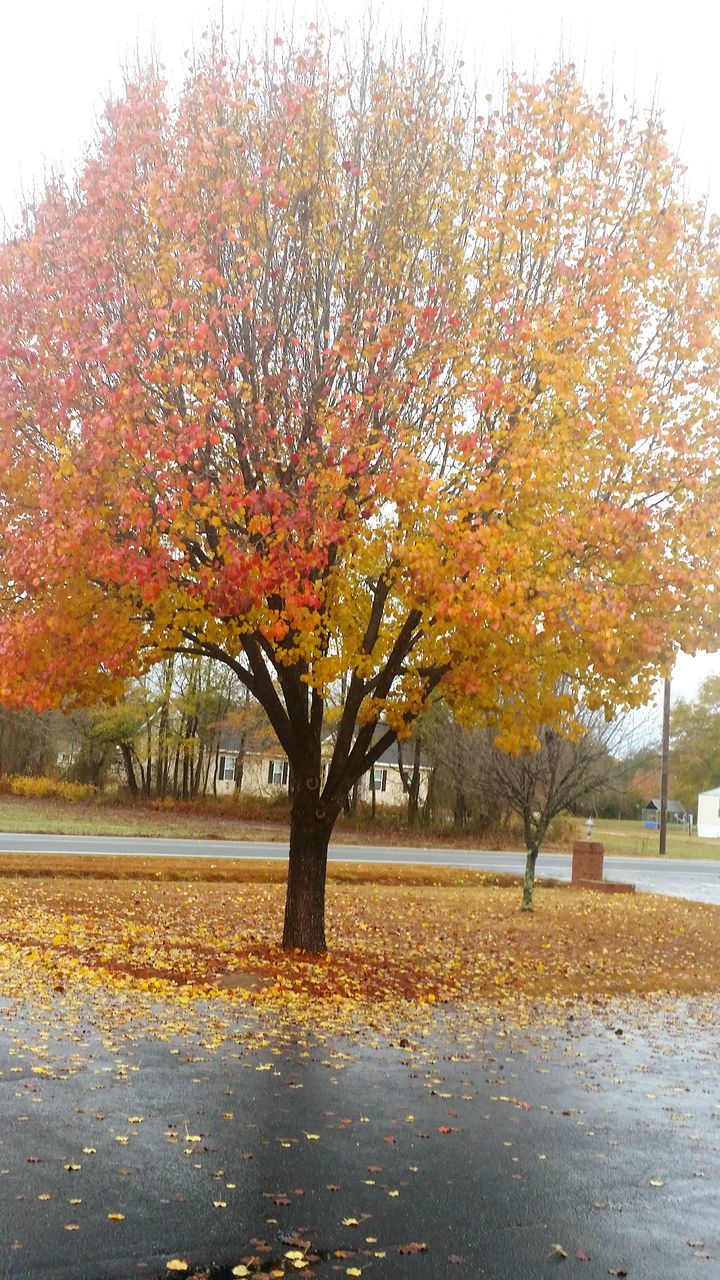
top-left (1, 29), bottom-right (720, 951)
top-left (475, 714), bottom-right (628, 909)
top-left (670, 675), bottom-right (720, 811)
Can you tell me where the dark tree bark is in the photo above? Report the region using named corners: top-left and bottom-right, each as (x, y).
top-left (522, 843), bottom-right (539, 911)
top-left (119, 742), bottom-right (139, 799)
top-left (282, 758), bottom-right (339, 951)
top-left (397, 738), bottom-right (422, 825)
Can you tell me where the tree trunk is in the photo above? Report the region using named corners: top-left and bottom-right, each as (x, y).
top-left (454, 786), bottom-right (467, 829)
top-left (521, 844), bottom-right (539, 911)
top-left (408, 738), bottom-right (422, 826)
top-left (282, 791), bottom-right (335, 952)
top-left (120, 742), bottom-right (139, 799)
top-left (234, 731), bottom-right (246, 795)
top-left (422, 765), bottom-right (436, 827)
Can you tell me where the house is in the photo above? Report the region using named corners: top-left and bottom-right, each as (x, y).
top-left (215, 738), bottom-right (431, 807)
top-left (696, 787), bottom-right (720, 838)
top-left (357, 742), bottom-right (431, 807)
top-left (216, 738), bottom-right (290, 798)
top-left (641, 797), bottom-right (687, 829)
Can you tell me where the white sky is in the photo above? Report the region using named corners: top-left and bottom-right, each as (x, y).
top-left (1, 0), bottom-right (719, 705)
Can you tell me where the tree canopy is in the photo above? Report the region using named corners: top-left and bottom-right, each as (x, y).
top-left (2, 29), bottom-right (720, 947)
top-left (670, 675), bottom-right (720, 810)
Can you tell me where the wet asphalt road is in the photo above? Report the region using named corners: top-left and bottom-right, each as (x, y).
top-left (1, 831), bottom-right (720, 904)
top-left (0, 1002), bottom-right (718, 1280)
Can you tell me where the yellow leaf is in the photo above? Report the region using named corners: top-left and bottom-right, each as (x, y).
top-left (231, 1268), bottom-right (250, 1278)
top-left (166, 1263), bottom-right (189, 1274)
top-left (347, 1270), bottom-right (363, 1277)
top-left (304, 1133), bottom-right (320, 1140)
top-left (64, 1224), bottom-right (80, 1231)
top-left (108, 1213), bottom-right (125, 1221)
top-left (213, 1201), bottom-right (227, 1209)
top-left (82, 1147), bottom-right (96, 1155)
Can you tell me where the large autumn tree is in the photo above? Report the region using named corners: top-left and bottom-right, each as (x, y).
top-left (1, 31), bottom-right (720, 949)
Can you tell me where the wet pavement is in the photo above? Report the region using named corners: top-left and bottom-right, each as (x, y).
top-left (0, 999), bottom-right (718, 1279)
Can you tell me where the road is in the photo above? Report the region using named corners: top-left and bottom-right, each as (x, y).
top-left (1, 831), bottom-right (719, 903)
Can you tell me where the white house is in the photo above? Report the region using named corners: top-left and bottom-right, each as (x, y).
top-left (696, 787), bottom-right (720, 838)
top-left (215, 739), bottom-right (430, 807)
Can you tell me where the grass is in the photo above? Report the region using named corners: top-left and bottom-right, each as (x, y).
top-left (0, 852), bottom-right (534, 886)
top-left (0, 795), bottom-right (719, 860)
top-left (591, 817), bottom-right (720, 860)
top-left (0, 861), bottom-right (717, 1017)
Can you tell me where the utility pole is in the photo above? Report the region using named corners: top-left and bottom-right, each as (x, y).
top-left (659, 677), bottom-right (671, 856)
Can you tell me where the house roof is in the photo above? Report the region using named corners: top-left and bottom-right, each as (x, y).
top-left (699, 787), bottom-right (720, 797)
top-left (374, 742), bottom-right (432, 770)
top-left (645, 798), bottom-right (686, 813)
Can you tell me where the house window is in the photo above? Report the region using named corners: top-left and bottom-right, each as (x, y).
top-left (372, 767), bottom-right (387, 793)
top-left (268, 759), bottom-right (289, 786)
top-left (218, 755), bottom-right (236, 782)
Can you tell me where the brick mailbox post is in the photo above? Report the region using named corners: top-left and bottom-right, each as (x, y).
top-left (571, 840), bottom-right (635, 894)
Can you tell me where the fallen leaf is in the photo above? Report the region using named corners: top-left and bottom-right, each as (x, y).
top-left (548, 1243), bottom-right (568, 1260)
top-left (107, 1213), bottom-right (125, 1221)
top-left (398, 1242), bottom-right (427, 1254)
top-left (608, 1270), bottom-right (628, 1277)
top-left (166, 1263), bottom-right (189, 1273)
top-left (231, 1268), bottom-right (250, 1278)
top-left (575, 1249), bottom-right (592, 1261)
top-left (649, 1179), bottom-right (665, 1187)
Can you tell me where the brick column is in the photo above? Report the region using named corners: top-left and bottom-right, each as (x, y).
top-left (572, 840), bottom-right (604, 884)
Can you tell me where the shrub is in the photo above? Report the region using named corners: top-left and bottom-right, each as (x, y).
top-left (8, 775), bottom-right (98, 802)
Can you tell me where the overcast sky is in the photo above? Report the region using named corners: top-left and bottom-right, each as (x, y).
top-left (1, 0), bottom-right (718, 709)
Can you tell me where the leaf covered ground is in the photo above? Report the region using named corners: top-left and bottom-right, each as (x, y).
top-left (0, 863), bottom-right (718, 1039)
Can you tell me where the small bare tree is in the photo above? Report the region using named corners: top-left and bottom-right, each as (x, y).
top-left (477, 713), bottom-right (630, 910)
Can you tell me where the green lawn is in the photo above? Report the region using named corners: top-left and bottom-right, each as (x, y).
top-left (0, 796), bottom-right (718, 860)
top-left (0, 796), bottom-right (281, 842)
top-left (592, 817), bottom-right (720, 860)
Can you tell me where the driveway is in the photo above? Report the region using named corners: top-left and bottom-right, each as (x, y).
top-left (0, 999), bottom-right (717, 1279)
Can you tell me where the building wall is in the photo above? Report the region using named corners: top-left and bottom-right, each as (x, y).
top-left (215, 753), bottom-right (429, 807)
top-left (215, 753), bottom-right (289, 797)
top-left (359, 764), bottom-right (429, 807)
top-left (697, 792), bottom-right (720, 838)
